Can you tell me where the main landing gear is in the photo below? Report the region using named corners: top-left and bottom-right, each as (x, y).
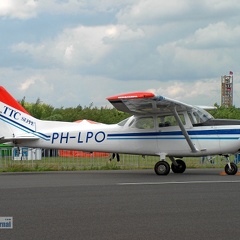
top-left (154, 158), bottom-right (186, 175)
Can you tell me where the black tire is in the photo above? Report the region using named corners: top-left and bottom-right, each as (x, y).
top-left (225, 163), bottom-right (238, 175)
top-left (171, 159), bottom-right (186, 173)
top-left (154, 161), bottom-right (170, 175)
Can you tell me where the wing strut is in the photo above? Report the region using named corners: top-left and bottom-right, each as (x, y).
top-left (172, 107), bottom-right (198, 153)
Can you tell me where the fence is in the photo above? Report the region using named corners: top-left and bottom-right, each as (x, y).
top-left (0, 147), bottom-right (233, 172)
top-left (0, 148), bottom-right (159, 171)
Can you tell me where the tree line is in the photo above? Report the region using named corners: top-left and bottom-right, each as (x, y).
top-left (20, 97), bottom-right (130, 123)
top-left (19, 98), bottom-right (240, 123)
top-left (209, 103), bottom-right (240, 120)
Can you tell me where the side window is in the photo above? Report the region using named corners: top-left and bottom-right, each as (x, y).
top-left (157, 114), bottom-right (185, 127)
top-left (132, 117), bottom-right (154, 129)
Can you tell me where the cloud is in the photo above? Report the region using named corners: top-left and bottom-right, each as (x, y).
top-left (11, 42), bottom-right (45, 56)
top-left (117, 0), bottom-right (191, 25)
top-left (18, 75), bottom-right (54, 103)
top-left (182, 22), bottom-right (240, 49)
top-left (155, 21), bottom-right (240, 79)
top-left (8, 1), bottom-right (240, 83)
top-left (205, 0), bottom-right (240, 12)
top-left (64, 45), bottom-right (74, 61)
top-left (0, 0), bottom-right (134, 19)
top-left (148, 79), bottom-right (221, 105)
top-left (103, 25), bottom-right (145, 43)
top-left (20, 77), bottom-right (36, 90)
top-left (0, 0), bottom-right (38, 19)
top-left (10, 19), bottom-right (240, 82)
top-left (11, 25), bottom-right (111, 66)
top-left (117, 0), bottom-right (240, 25)
top-left (11, 24), bottom-right (145, 68)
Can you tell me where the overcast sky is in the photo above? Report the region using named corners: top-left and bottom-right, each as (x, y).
top-left (0, 0), bottom-right (240, 109)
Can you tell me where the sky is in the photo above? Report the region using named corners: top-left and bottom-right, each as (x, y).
top-left (1, 0), bottom-right (240, 109)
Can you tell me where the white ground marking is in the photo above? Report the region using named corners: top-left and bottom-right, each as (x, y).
top-left (117, 180), bottom-right (240, 186)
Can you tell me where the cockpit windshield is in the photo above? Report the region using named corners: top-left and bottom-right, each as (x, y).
top-left (189, 106), bottom-right (214, 125)
top-left (117, 117), bottom-right (130, 126)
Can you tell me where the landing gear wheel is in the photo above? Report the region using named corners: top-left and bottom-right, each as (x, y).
top-left (171, 159), bottom-right (186, 173)
top-left (225, 163), bottom-right (238, 175)
top-left (154, 161), bottom-right (170, 175)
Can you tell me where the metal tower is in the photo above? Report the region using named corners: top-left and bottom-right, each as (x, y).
top-left (221, 72), bottom-right (233, 107)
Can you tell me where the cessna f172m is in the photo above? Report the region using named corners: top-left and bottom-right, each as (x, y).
top-left (0, 86), bottom-right (239, 175)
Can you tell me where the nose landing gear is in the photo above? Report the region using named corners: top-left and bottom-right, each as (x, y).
top-left (224, 155), bottom-right (238, 175)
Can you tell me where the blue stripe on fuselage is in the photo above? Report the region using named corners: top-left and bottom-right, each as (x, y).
top-left (107, 129), bottom-right (240, 140)
top-left (0, 114), bottom-right (50, 141)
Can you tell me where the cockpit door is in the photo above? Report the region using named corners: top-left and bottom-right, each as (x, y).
top-left (128, 116), bottom-right (158, 155)
top-left (156, 112), bottom-right (201, 155)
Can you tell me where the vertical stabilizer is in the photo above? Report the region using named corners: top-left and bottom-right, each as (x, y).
top-left (0, 86), bottom-right (38, 143)
top-left (0, 86), bottom-right (30, 115)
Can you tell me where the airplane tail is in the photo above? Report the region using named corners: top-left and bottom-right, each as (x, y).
top-left (0, 86), bottom-right (39, 144)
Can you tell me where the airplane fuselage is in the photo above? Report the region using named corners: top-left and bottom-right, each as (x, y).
top-left (13, 115), bottom-right (240, 158)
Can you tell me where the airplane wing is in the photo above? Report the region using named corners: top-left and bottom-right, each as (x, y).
top-left (107, 92), bottom-right (194, 115)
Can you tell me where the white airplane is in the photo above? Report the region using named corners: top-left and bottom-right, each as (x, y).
top-left (0, 86), bottom-right (239, 175)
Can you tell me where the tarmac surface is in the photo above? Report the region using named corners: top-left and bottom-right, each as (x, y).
top-left (1, 169), bottom-right (240, 240)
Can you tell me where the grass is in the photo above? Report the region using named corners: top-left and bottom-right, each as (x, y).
top-left (0, 154), bottom-right (236, 172)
